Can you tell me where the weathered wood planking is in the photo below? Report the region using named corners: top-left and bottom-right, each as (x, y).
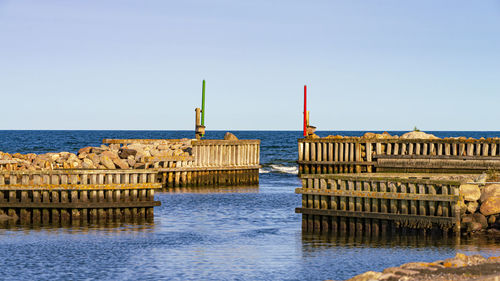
top-left (0, 170), bottom-right (161, 226)
top-left (296, 174), bottom-right (462, 235)
top-left (100, 139), bottom-right (261, 188)
top-left (298, 138), bottom-right (500, 175)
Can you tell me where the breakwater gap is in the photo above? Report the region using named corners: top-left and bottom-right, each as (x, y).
top-left (296, 132), bottom-right (500, 236)
top-left (0, 136), bottom-right (261, 226)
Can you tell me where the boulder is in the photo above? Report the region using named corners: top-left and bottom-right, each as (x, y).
top-left (346, 271), bottom-right (383, 281)
top-left (119, 148), bottom-right (137, 159)
top-left (480, 197), bottom-right (500, 216)
top-left (157, 144), bottom-right (170, 150)
top-left (101, 150), bottom-right (119, 160)
top-left (467, 222), bottom-right (483, 232)
top-left (461, 214), bottom-right (473, 224)
top-left (78, 147), bottom-right (92, 155)
top-left (88, 153), bottom-right (100, 166)
top-left (82, 158), bottom-right (95, 169)
top-left (400, 131), bottom-right (439, 139)
top-left (473, 212), bottom-right (488, 229)
top-left (100, 155), bottom-right (116, 169)
top-left (112, 158), bottom-right (129, 169)
top-left (127, 156), bottom-right (136, 167)
top-left (466, 201), bottom-right (479, 213)
top-left (224, 132), bottom-right (238, 140)
top-left (480, 184), bottom-right (500, 202)
top-left (459, 184), bottom-right (481, 201)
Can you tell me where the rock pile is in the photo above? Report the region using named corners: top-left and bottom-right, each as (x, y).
top-left (459, 174), bottom-right (500, 234)
top-left (0, 140), bottom-right (192, 171)
top-left (343, 253), bottom-right (500, 281)
top-left (322, 131), bottom-right (500, 142)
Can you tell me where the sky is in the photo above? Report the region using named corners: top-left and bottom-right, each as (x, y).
top-left (0, 0), bottom-right (499, 131)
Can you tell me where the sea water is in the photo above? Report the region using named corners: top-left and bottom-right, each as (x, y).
top-left (0, 130), bottom-right (499, 281)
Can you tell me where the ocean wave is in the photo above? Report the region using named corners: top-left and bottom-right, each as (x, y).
top-left (260, 164), bottom-right (298, 175)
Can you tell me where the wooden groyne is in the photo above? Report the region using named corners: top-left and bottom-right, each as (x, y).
top-left (0, 169), bottom-right (161, 225)
top-left (103, 138), bottom-right (260, 189)
top-left (296, 173), bottom-right (463, 235)
top-left (296, 132), bottom-right (500, 235)
top-left (298, 136), bottom-right (500, 175)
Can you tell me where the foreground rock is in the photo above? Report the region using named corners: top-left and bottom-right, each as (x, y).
top-left (341, 253), bottom-right (500, 281)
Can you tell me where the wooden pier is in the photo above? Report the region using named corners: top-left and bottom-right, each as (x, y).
top-left (298, 137), bottom-right (500, 175)
top-left (0, 169), bottom-right (161, 225)
top-left (296, 173), bottom-right (465, 235)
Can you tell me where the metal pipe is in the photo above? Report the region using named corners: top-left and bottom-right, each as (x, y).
top-left (303, 85), bottom-right (307, 137)
top-left (201, 80), bottom-right (206, 126)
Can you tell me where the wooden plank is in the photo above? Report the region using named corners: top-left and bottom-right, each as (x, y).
top-left (295, 208), bottom-right (455, 224)
top-left (295, 188), bottom-right (459, 201)
top-left (0, 201), bottom-right (161, 208)
top-left (0, 183), bottom-right (162, 190)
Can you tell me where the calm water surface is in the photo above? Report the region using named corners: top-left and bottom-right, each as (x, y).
top-left (0, 130), bottom-right (499, 281)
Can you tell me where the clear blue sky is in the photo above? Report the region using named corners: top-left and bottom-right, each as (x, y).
top-left (1, 0), bottom-right (499, 130)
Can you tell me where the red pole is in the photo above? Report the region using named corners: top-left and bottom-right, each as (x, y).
top-left (303, 85), bottom-right (307, 136)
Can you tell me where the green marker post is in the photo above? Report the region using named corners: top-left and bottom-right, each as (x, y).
top-left (201, 80), bottom-right (205, 136)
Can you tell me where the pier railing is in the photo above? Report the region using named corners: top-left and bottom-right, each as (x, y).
top-left (0, 169), bottom-right (161, 225)
top-left (295, 173), bottom-right (462, 234)
top-left (298, 138), bottom-right (500, 174)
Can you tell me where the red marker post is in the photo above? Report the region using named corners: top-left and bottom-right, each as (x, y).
top-left (303, 85), bottom-right (307, 136)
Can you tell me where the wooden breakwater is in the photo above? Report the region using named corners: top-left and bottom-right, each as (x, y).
top-left (298, 137), bottom-right (500, 175)
top-left (0, 169), bottom-right (161, 225)
top-left (103, 138), bottom-right (260, 189)
top-left (296, 173), bottom-right (463, 235)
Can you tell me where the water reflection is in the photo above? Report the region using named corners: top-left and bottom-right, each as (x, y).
top-left (0, 221), bottom-right (156, 235)
top-left (302, 231), bottom-right (500, 253)
top-left (161, 185), bottom-right (259, 194)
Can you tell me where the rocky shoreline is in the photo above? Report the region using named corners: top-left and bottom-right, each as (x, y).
top-left (342, 253), bottom-right (500, 281)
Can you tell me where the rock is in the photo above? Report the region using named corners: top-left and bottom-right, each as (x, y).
top-left (459, 184), bottom-right (481, 201)
top-left (473, 213), bottom-right (488, 229)
top-left (461, 214), bottom-right (473, 224)
top-left (149, 149), bottom-right (160, 157)
top-left (157, 144), bottom-right (170, 150)
top-left (382, 267), bottom-right (419, 275)
top-left (101, 150), bottom-right (119, 160)
top-left (88, 153), bottom-right (100, 166)
top-left (109, 144), bottom-right (120, 151)
top-left (90, 147), bottom-right (107, 154)
top-left (82, 158), bottom-right (95, 169)
top-left (112, 158), bottom-right (129, 169)
top-left (467, 222), bottom-right (483, 232)
top-left (400, 131), bottom-right (439, 139)
top-left (480, 197), bottom-right (500, 216)
top-left (119, 148), bottom-right (137, 159)
top-left (78, 152), bottom-right (88, 159)
top-left (78, 147), bottom-right (92, 155)
top-left (100, 155), bottom-right (116, 169)
top-left (480, 184), bottom-right (500, 202)
top-left (224, 132), bottom-right (238, 140)
top-left (488, 215), bottom-right (496, 225)
top-left (466, 201), bottom-right (479, 213)
top-left (362, 132), bottom-right (377, 139)
top-left (127, 156), bottom-right (136, 167)
top-left (346, 271), bottom-right (383, 281)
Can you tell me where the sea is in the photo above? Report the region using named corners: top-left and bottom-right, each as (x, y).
top-left (0, 130), bottom-right (499, 281)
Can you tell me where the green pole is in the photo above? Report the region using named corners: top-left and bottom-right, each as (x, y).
top-left (201, 80), bottom-right (205, 126)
